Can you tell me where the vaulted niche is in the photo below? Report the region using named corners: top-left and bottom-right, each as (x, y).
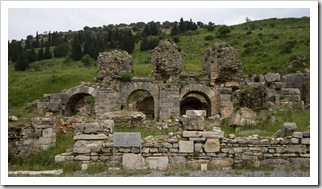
top-left (65, 93), bottom-right (95, 117)
top-left (180, 92), bottom-right (210, 116)
top-left (127, 90), bottom-right (155, 120)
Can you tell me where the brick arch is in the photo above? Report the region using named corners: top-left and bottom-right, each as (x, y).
top-left (64, 85), bottom-right (98, 116)
top-left (180, 84), bottom-right (219, 116)
top-left (120, 82), bottom-right (160, 119)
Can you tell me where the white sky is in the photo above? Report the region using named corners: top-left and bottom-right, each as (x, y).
top-left (8, 7), bottom-right (309, 40)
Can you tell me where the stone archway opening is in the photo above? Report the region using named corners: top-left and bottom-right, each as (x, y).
top-left (65, 93), bottom-right (95, 117)
top-left (127, 90), bottom-right (155, 120)
top-left (180, 92), bottom-right (211, 117)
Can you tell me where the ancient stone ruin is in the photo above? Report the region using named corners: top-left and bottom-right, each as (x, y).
top-left (10, 41), bottom-right (309, 172)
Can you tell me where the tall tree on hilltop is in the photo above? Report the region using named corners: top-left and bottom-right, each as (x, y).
top-left (71, 34), bottom-right (83, 61)
top-left (44, 42), bottom-right (53, 59)
top-left (15, 52), bottom-right (29, 71)
top-left (170, 22), bottom-right (180, 36)
top-left (33, 31), bottom-right (39, 48)
top-left (121, 29), bottom-right (135, 53)
top-left (38, 46), bottom-right (44, 61)
top-left (48, 31), bottom-right (52, 46)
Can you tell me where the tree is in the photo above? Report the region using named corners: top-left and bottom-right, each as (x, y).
top-left (33, 31), bottom-right (39, 48)
top-left (37, 47), bottom-right (44, 61)
top-left (8, 40), bottom-right (23, 62)
top-left (44, 42), bottom-right (52, 59)
top-left (121, 29), bottom-right (135, 53)
top-left (54, 42), bottom-right (71, 57)
top-left (15, 53), bottom-right (29, 71)
top-left (217, 25), bottom-right (231, 38)
top-left (170, 22), bottom-right (180, 36)
top-left (245, 17), bottom-right (252, 22)
top-left (70, 34), bottom-right (83, 61)
top-left (25, 48), bottom-right (37, 63)
top-left (81, 54), bottom-right (94, 67)
top-left (207, 22), bottom-right (215, 31)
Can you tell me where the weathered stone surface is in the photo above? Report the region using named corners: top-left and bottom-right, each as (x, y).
top-left (208, 158), bottom-right (233, 170)
top-left (146, 157), bottom-right (169, 171)
top-left (194, 143), bottom-right (203, 152)
top-left (204, 139), bottom-right (220, 153)
top-left (290, 158), bottom-right (310, 169)
top-left (83, 122), bottom-right (101, 134)
top-left (284, 145), bottom-right (307, 153)
top-left (151, 40), bottom-right (184, 79)
top-left (9, 116), bottom-right (19, 122)
top-left (261, 159), bottom-right (290, 167)
top-left (292, 132), bottom-right (303, 139)
top-left (187, 159), bottom-right (209, 170)
top-left (73, 134), bottom-right (107, 140)
top-left (280, 88), bottom-right (300, 95)
top-left (282, 122), bottom-right (297, 133)
top-left (122, 153), bottom-right (146, 170)
top-left (179, 141), bottom-right (194, 153)
top-left (73, 123), bottom-right (84, 134)
top-left (181, 115), bottom-right (205, 131)
top-left (282, 73), bottom-right (304, 95)
top-left (97, 50), bottom-right (133, 80)
top-left (203, 43), bottom-right (242, 82)
top-left (75, 155), bottom-right (91, 161)
top-left (186, 110), bottom-right (207, 117)
top-left (229, 107), bottom-right (257, 126)
top-left (264, 72), bottom-right (280, 83)
top-left (301, 138), bottom-right (310, 144)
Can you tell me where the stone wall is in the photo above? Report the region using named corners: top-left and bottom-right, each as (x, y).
top-left (8, 117), bottom-right (56, 156)
top-left (55, 119), bottom-right (310, 171)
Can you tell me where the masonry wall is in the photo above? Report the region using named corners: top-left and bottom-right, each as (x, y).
top-left (8, 117), bottom-right (56, 156)
top-left (55, 120), bottom-right (310, 171)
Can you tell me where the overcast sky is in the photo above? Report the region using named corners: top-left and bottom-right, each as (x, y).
top-left (8, 8), bottom-right (309, 40)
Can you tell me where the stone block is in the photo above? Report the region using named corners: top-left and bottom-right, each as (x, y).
top-left (75, 155), bottom-right (91, 161)
top-left (179, 141), bottom-right (194, 153)
top-left (38, 137), bottom-right (52, 145)
top-left (201, 164), bottom-right (207, 171)
top-left (285, 145), bottom-right (307, 153)
top-left (73, 134), bottom-right (107, 140)
top-left (87, 142), bottom-right (103, 153)
top-left (201, 131), bottom-right (224, 138)
top-left (169, 156), bottom-right (187, 170)
top-left (194, 143), bottom-right (203, 152)
top-left (264, 72), bottom-right (280, 83)
top-left (292, 132), bottom-right (303, 139)
top-left (291, 138), bottom-right (299, 144)
top-left (204, 139), bottom-right (220, 153)
top-left (42, 128), bottom-right (53, 138)
top-left (73, 123), bottom-right (84, 134)
top-left (290, 158), bottom-right (310, 169)
top-left (84, 122), bottom-right (102, 134)
top-left (187, 159), bottom-right (209, 170)
top-left (182, 115), bottom-right (205, 131)
top-left (280, 88), bottom-right (300, 95)
top-left (182, 131), bottom-right (202, 138)
top-left (186, 110), bottom-right (207, 117)
top-left (209, 158), bottom-right (233, 170)
top-left (261, 158), bottom-right (289, 167)
top-left (122, 153), bottom-right (146, 170)
top-left (146, 157), bottom-right (169, 171)
top-left (301, 138), bottom-right (310, 144)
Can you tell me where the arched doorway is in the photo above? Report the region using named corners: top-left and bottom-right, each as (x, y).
top-left (65, 93), bottom-right (95, 117)
top-left (127, 90), bottom-right (155, 120)
top-left (180, 91), bottom-right (211, 117)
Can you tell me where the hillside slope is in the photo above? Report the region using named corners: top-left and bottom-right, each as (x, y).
top-left (8, 17), bottom-right (310, 111)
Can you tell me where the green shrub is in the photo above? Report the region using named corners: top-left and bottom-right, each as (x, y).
top-left (121, 73), bottom-right (133, 82)
top-left (204, 35), bottom-right (214, 41)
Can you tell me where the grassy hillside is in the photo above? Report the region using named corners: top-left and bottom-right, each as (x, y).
top-left (8, 17), bottom-right (310, 111)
